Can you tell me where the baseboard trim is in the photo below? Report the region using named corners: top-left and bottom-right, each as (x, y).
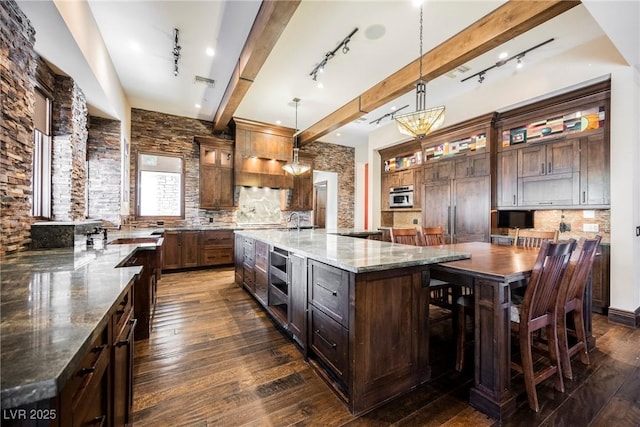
top-left (608, 306), bottom-right (640, 328)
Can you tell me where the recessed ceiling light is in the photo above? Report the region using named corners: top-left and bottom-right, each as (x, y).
top-left (498, 51), bottom-right (508, 59)
top-left (130, 42), bottom-right (141, 52)
top-left (317, 82), bottom-right (324, 89)
top-left (391, 106), bottom-right (397, 111)
top-left (412, 0), bottom-right (423, 8)
top-left (336, 133), bottom-right (341, 137)
top-left (206, 47), bottom-right (215, 57)
top-left (195, 104), bottom-right (201, 108)
top-left (276, 120), bottom-right (281, 125)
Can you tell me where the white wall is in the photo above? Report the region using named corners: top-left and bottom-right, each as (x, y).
top-left (313, 171), bottom-right (338, 230)
top-left (362, 33), bottom-right (640, 315)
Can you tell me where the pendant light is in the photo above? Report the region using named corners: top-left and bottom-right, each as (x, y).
top-left (282, 98), bottom-right (311, 176)
top-left (395, 4), bottom-right (445, 139)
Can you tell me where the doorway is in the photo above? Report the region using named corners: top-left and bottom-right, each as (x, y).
top-left (313, 181), bottom-right (327, 228)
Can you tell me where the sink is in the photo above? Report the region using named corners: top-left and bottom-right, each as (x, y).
top-left (109, 237), bottom-right (159, 245)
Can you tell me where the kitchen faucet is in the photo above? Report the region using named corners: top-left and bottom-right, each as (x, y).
top-left (288, 212), bottom-right (301, 231)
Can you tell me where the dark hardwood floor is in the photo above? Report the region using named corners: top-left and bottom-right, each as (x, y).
top-left (132, 267), bottom-right (640, 426)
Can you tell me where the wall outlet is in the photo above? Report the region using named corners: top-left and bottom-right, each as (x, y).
top-left (209, 217), bottom-right (214, 223)
top-left (583, 223), bottom-right (599, 232)
top-left (583, 210), bottom-right (595, 219)
top-left (412, 218), bottom-right (418, 225)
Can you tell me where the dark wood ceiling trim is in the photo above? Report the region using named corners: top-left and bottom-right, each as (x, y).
top-left (213, 0), bottom-right (301, 133)
top-left (298, 0), bottom-right (580, 146)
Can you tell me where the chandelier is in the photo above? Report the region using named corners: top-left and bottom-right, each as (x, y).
top-left (395, 4), bottom-right (445, 138)
top-left (282, 98), bottom-right (311, 176)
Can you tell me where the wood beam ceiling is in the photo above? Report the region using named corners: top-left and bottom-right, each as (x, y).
top-left (297, 0), bottom-right (580, 146)
top-left (213, 0), bottom-right (300, 133)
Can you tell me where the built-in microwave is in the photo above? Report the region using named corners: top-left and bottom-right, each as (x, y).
top-left (389, 185), bottom-right (414, 208)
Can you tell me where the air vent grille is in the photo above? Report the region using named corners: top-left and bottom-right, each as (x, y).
top-left (194, 76), bottom-right (216, 87)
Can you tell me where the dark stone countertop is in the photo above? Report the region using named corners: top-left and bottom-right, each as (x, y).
top-left (0, 241), bottom-right (156, 408)
top-left (234, 229), bottom-right (470, 273)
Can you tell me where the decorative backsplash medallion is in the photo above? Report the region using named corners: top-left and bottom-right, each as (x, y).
top-left (236, 187), bottom-right (281, 224)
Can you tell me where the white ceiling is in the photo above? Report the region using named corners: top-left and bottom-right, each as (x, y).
top-left (18, 1), bottom-right (625, 148)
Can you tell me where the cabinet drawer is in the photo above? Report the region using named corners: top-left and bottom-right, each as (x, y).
top-left (113, 287), bottom-right (133, 337)
top-left (62, 326), bottom-right (110, 423)
top-left (201, 247), bottom-right (233, 265)
top-left (201, 230), bottom-right (233, 246)
top-left (309, 260), bottom-right (349, 327)
top-left (255, 241), bottom-right (269, 270)
top-left (309, 306), bottom-right (349, 384)
top-left (243, 265), bottom-right (255, 290)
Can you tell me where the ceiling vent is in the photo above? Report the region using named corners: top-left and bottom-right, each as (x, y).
top-left (445, 65), bottom-right (471, 79)
top-left (194, 76), bottom-right (216, 87)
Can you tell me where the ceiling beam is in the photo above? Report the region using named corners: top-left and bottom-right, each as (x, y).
top-left (213, 0), bottom-right (300, 133)
top-left (297, 0), bottom-right (580, 146)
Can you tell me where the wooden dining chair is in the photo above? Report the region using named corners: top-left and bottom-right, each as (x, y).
top-left (389, 228), bottom-right (421, 246)
top-left (556, 235), bottom-right (601, 380)
top-left (421, 226), bottom-right (446, 246)
top-left (391, 227), bottom-right (455, 320)
top-left (513, 228), bottom-right (559, 248)
top-left (510, 238), bottom-right (576, 412)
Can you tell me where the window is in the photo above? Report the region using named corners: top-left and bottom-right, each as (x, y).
top-left (136, 152), bottom-right (184, 218)
top-left (32, 88), bottom-right (52, 218)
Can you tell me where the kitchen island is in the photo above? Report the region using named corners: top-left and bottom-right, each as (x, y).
top-left (234, 229), bottom-right (470, 415)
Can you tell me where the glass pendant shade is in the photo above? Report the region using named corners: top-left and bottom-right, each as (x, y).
top-left (395, 104), bottom-right (445, 138)
top-left (395, 5), bottom-right (445, 139)
top-left (282, 147), bottom-right (310, 176)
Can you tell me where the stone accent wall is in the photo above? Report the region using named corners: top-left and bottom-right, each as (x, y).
top-left (51, 76), bottom-right (88, 221)
top-left (0, 0), bottom-right (37, 255)
top-left (300, 141), bottom-right (355, 228)
top-left (87, 116), bottom-right (121, 226)
top-left (128, 108), bottom-right (226, 227)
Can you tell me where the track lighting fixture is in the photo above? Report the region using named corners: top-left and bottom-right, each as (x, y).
top-left (172, 28), bottom-right (181, 76)
top-left (369, 105), bottom-right (409, 125)
top-left (461, 38), bottom-right (554, 84)
top-left (309, 28), bottom-right (358, 81)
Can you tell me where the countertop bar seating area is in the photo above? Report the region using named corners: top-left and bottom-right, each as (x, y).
top-left (2, 0), bottom-right (639, 426)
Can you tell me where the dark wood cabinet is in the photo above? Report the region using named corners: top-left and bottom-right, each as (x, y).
top-left (112, 303), bottom-right (136, 427)
top-left (197, 137), bottom-right (234, 209)
top-left (234, 233), bottom-right (244, 286)
top-left (288, 253), bottom-right (307, 350)
top-left (591, 244), bottom-right (610, 313)
top-left (281, 153), bottom-right (314, 211)
top-left (54, 285), bottom-right (135, 427)
top-left (199, 230), bottom-right (234, 266)
top-left (455, 152), bottom-right (490, 178)
top-left (57, 324), bottom-right (110, 427)
top-left (423, 158), bottom-right (455, 182)
top-left (254, 240), bottom-right (269, 305)
top-left (579, 131), bottom-right (610, 206)
top-left (496, 150), bottom-right (519, 208)
top-left (164, 230), bottom-right (232, 271)
top-left (233, 118), bottom-right (294, 189)
top-left (453, 176), bottom-right (491, 242)
top-left (121, 247), bottom-right (159, 340)
top-left (495, 84), bottom-right (609, 209)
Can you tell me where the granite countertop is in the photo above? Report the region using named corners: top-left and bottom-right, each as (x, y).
top-left (0, 241), bottom-right (156, 408)
top-left (234, 229), bottom-right (470, 273)
top-left (325, 228), bottom-right (383, 237)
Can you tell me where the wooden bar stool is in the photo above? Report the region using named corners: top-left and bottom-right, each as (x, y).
top-left (510, 239), bottom-right (576, 412)
top-left (556, 236), bottom-right (601, 380)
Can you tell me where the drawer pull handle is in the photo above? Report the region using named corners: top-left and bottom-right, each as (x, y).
top-left (314, 329), bottom-right (337, 349)
top-left (316, 282), bottom-right (337, 296)
top-left (116, 318), bottom-right (138, 347)
top-left (79, 367), bottom-right (96, 376)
